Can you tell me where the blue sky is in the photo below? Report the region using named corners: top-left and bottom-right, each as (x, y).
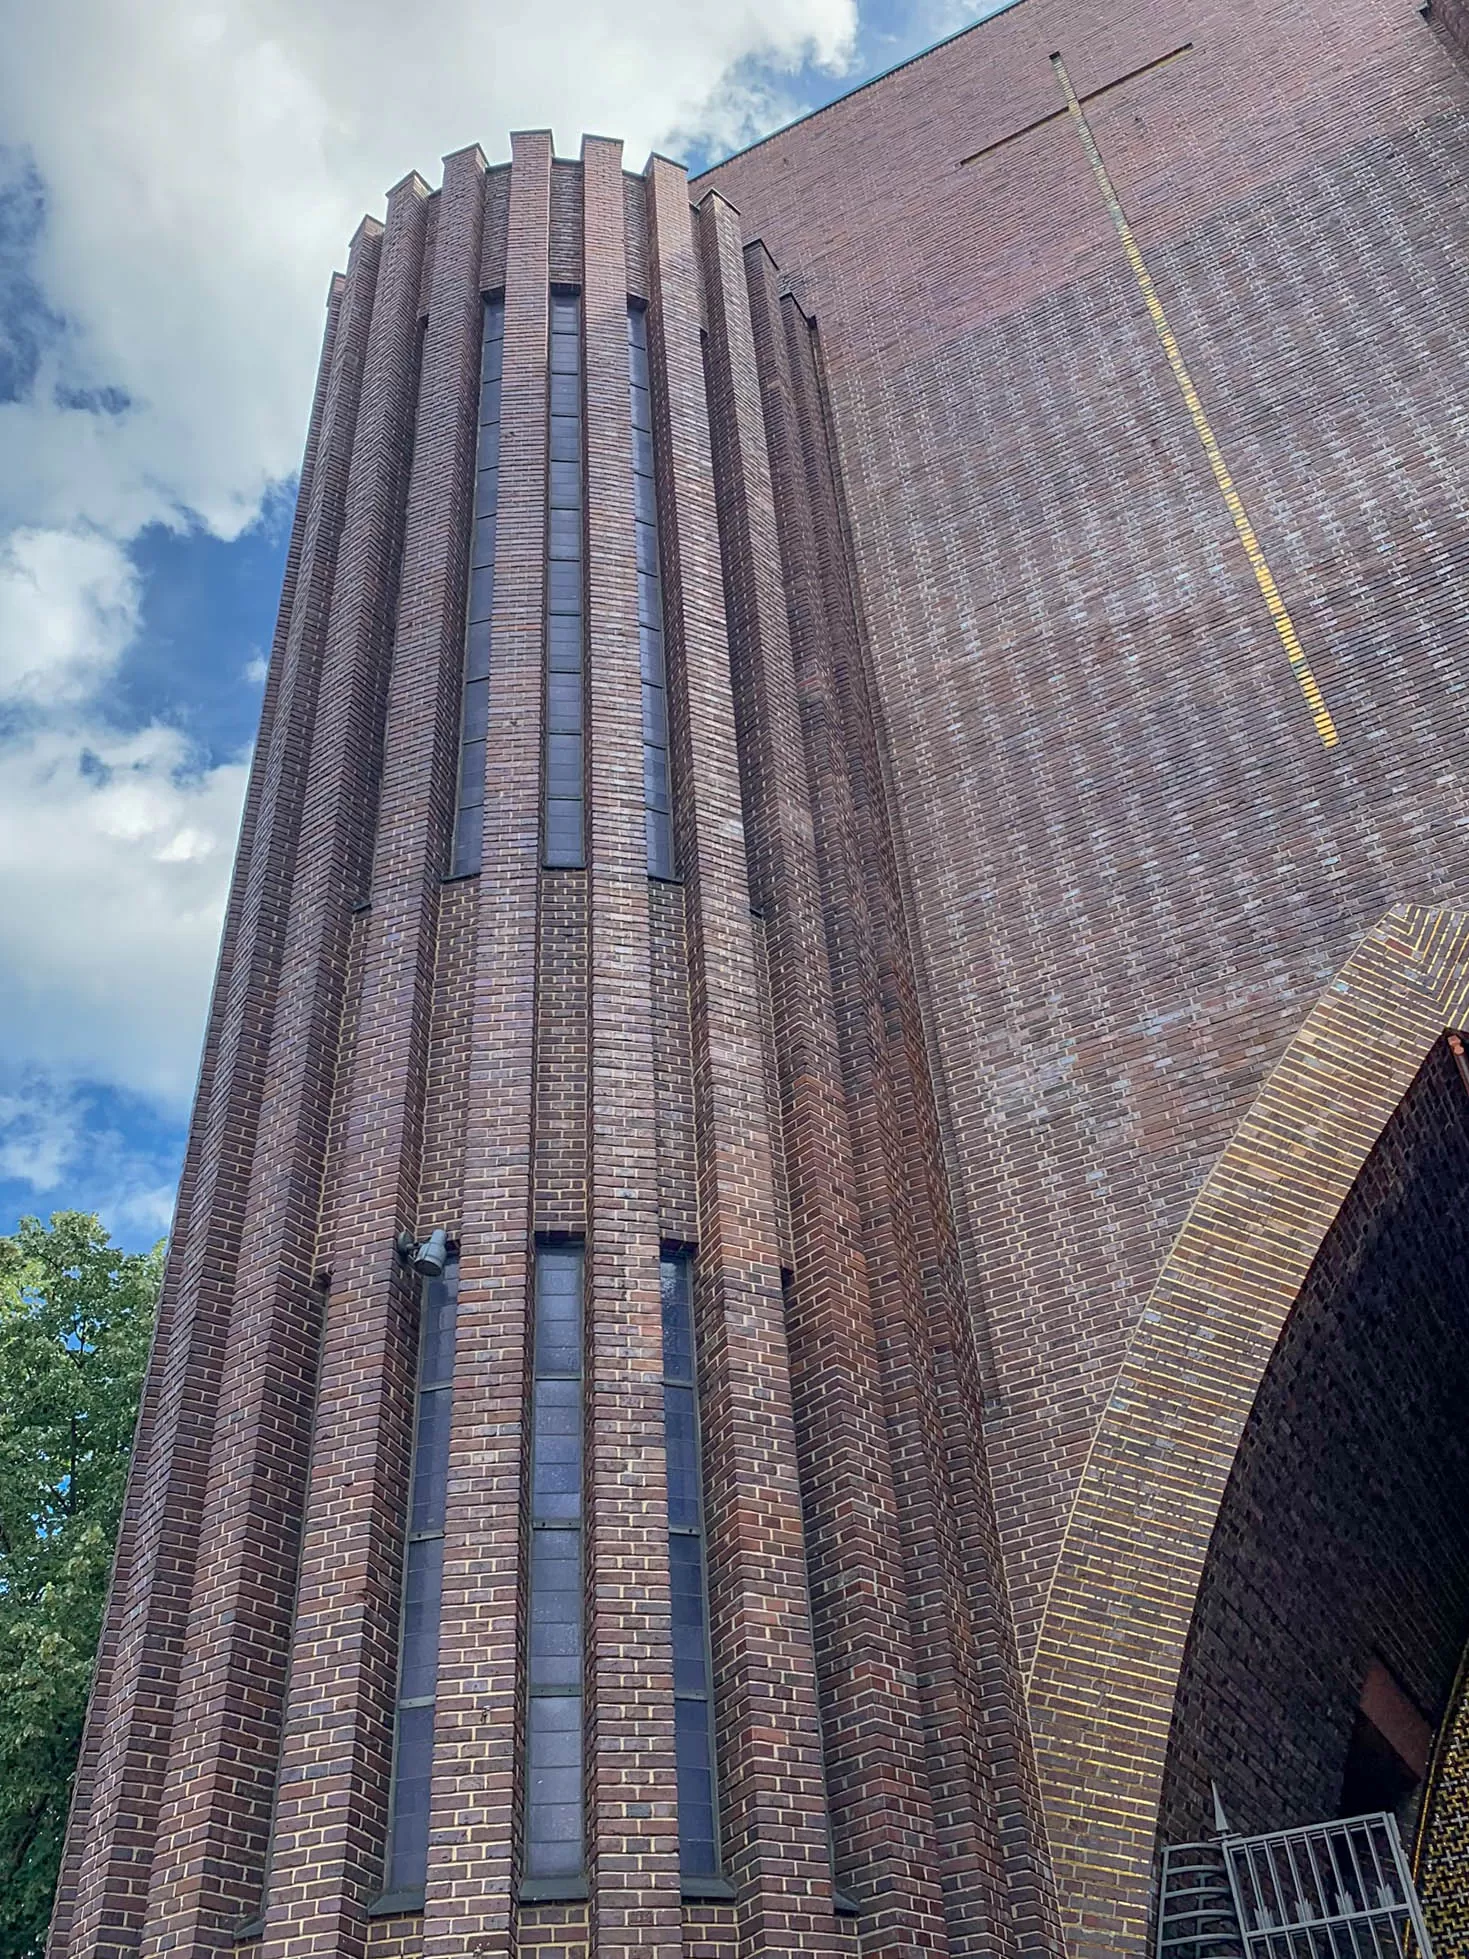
top-left (0, 0), bottom-right (987, 1252)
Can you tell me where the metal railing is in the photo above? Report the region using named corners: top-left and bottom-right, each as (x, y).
top-left (1157, 1812), bottom-right (1434, 1959)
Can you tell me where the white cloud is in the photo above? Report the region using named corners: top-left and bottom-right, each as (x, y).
top-left (0, 528), bottom-right (140, 702)
top-left (0, 0), bottom-right (863, 1227)
top-left (0, 0), bottom-right (857, 544)
top-left (0, 707), bottom-right (247, 1103)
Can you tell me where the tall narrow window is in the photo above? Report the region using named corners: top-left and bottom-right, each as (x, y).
top-left (524, 1242), bottom-right (585, 1884)
top-left (450, 297), bottom-right (505, 877)
top-left (627, 306), bottom-right (674, 879)
top-left (660, 1252), bottom-right (720, 1878)
top-left (384, 1254), bottom-right (459, 1898)
top-left (544, 291), bottom-right (584, 867)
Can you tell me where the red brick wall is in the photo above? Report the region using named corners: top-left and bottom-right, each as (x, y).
top-left (697, 0), bottom-right (1469, 1675)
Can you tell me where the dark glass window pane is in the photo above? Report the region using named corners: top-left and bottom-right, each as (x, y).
top-left (547, 671), bottom-right (583, 737)
top-left (547, 732), bottom-right (582, 800)
top-left (399, 1534), bottom-right (443, 1702)
top-left (646, 809), bottom-right (674, 880)
top-left (632, 469), bottom-right (656, 525)
top-left (468, 564), bottom-right (495, 624)
top-left (533, 1378), bottom-right (582, 1519)
top-left (639, 625), bottom-right (664, 685)
top-left (549, 414), bottom-right (580, 464)
top-left (421, 1268), bottom-right (458, 1386)
top-left (480, 375), bottom-right (501, 427)
top-left (632, 426), bottom-right (654, 477)
top-left (547, 561), bottom-right (582, 617)
top-left (410, 1385), bottom-right (452, 1534)
top-left (481, 337), bottom-right (502, 384)
top-left (637, 572), bottom-right (660, 629)
top-left (660, 1258), bottom-right (692, 1379)
top-left (675, 1697), bottom-right (717, 1876)
top-left (635, 520), bottom-right (658, 576)
top-left (548, 613), bottom-right (582, 674)
top-left (535, 1263), bottom-right (581, 1375)
top-left (477, 420), bottom-right (500, 471)
top-left (550, 460), bottom-right (580, 508)
top-left (544, 800), bottom-right (583, 867)
top-left (460, 676), bottom-right (489, 746)
top-left (526, 1697), bottom-right (583, 1878)
top-left (451, 818), bottom-right (482, 878)
top-left (457, 740), bottom-right (486, 811)
top-left (549, 332), bottom-right (579, 376)
top-left (670, 1532), bottom-right (708, 1696)
top-left (387, 1702), bottom-right (435, 1891)
top-left (548, 505), bottom-right (580, 561)
top-left (549, 370), bottom-right (578, 416)
top-left (529, 1529), bottom-right (583, 1688)
top-left (464, 618), bottom-right (491, 684)
top-left (643, 742), bottom-right (670, 814)
top-left (629, 341), bottom-right (649, 391)
top-left (472, 513), bottom-right (497, 570)
top-left (476, 466), bottom-right (498, 520)
top-left (641, 682), bottom-right (667, 748)
top-left (665, 1385), bottom-right (700, 1533)
top-left (630, 380), bottom-right (652, 433)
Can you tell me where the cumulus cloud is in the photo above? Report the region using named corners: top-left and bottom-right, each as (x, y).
top-left (0, 0), bottom-right (857, 543)
top-left (0, 0), bottom-right (869, 1226)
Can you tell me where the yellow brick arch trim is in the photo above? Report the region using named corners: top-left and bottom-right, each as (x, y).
top-left (1026, 901), bottom-right (1469, 1958)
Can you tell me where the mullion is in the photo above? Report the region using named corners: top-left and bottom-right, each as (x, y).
top-left (451, 297), bottom-right (504, 875)
top-left (384, 1257), bottom-right (460, 1894)
top-left (524, 1242), bottom-right (586, 1880)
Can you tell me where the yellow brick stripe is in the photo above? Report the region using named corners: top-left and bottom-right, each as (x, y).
top-left (1052, 55), bottom-right (1339, 749)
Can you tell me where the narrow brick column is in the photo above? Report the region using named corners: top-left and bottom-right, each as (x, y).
top-left (779, 297), bottom-right (1062, 1955)
top-left (581, 134), bottom-right (683, 1957)
top-left (66, 213), bottom-right (377, 1959)
top-left (46, 271), bottom-right (349, 1959)
top-left (699, 193), bottom-right (952, 1959)
top-left (643, 154), bottom-right (841, 1956)
top-left (260, 145), bottom-right (487, 1959)
top-left (140, 176), bottom-right (430, 1959)
top-left (421, 130), bottom-right (550, 1959)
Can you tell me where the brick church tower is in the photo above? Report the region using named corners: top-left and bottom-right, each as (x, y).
top-left (49, 0), bottom-right (1469, 1953)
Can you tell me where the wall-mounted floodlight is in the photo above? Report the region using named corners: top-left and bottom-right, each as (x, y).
top-left (396, 1226), bottom-right (449, 1279)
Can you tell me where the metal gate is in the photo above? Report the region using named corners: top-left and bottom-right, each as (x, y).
top-left (1157, 1812), bottom-right (1434, 1958)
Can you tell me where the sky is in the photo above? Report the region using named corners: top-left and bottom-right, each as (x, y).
top-left (0, 0), bottom-right (987, 1252)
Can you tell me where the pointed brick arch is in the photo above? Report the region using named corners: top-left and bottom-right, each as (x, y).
top-left (1026, 900), bottom-right (1469, 1959)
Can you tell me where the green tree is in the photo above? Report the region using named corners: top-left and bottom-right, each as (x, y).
top-left (0, 1213), bottom-right (161, 1959)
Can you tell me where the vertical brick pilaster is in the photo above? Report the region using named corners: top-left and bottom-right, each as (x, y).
top-left (143, 175), bottom-right (429, 1959)
top-left (66, 213), bottom-right (375, 1959)
top-left (260, 144), bottom-right (487, 1959)
top-left (779, 298), bottom-right (1061, 1954)
top-left (46, 271), bottom-right (346, 1959)
top-left (582, 133), bottom-right (682, 1958)
top-left (422, 129), bottom-right (550, 1959)
top-left (643, 155), bottom-right (840, 1956)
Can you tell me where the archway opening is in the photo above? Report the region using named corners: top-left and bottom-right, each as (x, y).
top-left (1159, 1034), bottom-right (1469, 1856)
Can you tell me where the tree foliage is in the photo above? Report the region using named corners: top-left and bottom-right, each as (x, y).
top-left (0, 1213), bottom-right (160, 1959)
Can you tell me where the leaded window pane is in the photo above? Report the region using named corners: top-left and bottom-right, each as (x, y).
top-left (398, 1534), bottom-right (443, 1703)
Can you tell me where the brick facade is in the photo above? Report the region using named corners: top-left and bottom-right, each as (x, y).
top-left (50, 0), bottom-right (1469, 1952)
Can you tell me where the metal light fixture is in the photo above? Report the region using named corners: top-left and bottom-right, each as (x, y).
top-left (395, 1226), bottom-right (449, 1278)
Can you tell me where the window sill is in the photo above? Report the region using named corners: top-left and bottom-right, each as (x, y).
top-left (233, 1918), bottom-right (265, 1943)
top-left (681, 1875), bottom-right (736, 1902)
top-left (440, 869), bottom-right (481, 884)
top-left (365, 1888), bottom-right (426, 1918)
top-left (834, 1887), bottom-right (862, 1917)
top-left (519, 1876), bottom-right (589, 1903)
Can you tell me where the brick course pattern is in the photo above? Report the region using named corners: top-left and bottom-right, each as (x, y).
top-left (51, 0), bottom-right (1469, 1952)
